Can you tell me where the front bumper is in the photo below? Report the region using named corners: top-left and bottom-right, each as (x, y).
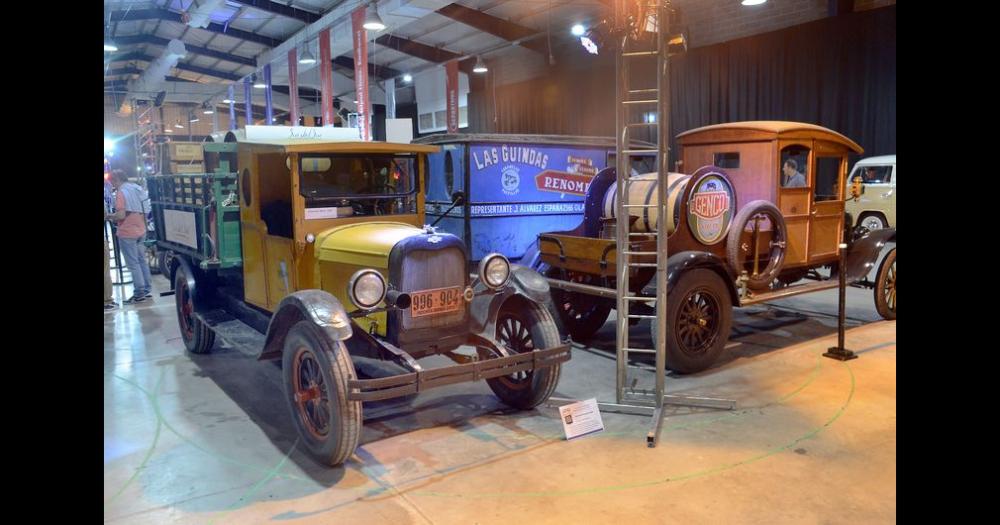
top-left (346, 334), bottom-right (571, 402)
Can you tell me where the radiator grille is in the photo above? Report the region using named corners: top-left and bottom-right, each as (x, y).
top-left (398, 247), bottom-right (467, 330)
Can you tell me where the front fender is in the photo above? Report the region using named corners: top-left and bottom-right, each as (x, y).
top-left (172, 255), bottom-right (214, 311)
top-left (666, 251), bottom-right (739, 306)
top-left (468, 264), bottom-right (551, 336)
top-left (258, 290), bottom-right (353, 360)
top-left (845, 228), bottom-right (896, 283)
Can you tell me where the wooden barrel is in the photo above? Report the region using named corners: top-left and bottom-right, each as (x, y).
top-left (602, 172), bottom-right (690, 233)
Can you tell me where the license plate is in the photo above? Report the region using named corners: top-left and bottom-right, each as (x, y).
top-left (410, 286), bottom-right (463, 318)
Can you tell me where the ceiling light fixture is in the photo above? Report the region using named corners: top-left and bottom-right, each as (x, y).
top-left (473, 56), bottom-right (488, 74)
top-left (252, 73), bottom-right (265, 89)
top-left (402, 73), bottom-right (412, 82)
top-left (741, 0), bottom-right (767, 5)
top-left (363, 1), bottom-right (386, 31)
top-left (104, 41), bottom-right (118, 52)
top-left (298, 45), bottom-right (317, 65)
top-left (580, 21), bottom-right (609, 55)
top-left (571, 24), bottom-right (585, 36)
top-left (174, 120), bottom-right (184, 129)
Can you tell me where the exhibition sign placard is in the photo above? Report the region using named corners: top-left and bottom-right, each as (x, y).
top-left (244, 125), bottom-right (360, 142)
top-left (558, 398), bottom-right (605, 440)
top-left (163, 209), bottom-right (198, 249)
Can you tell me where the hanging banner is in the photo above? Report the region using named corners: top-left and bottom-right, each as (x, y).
top-left (243, 77), bottom-right (252, 125)
top-left (351, 8), bottom-right (371, 141)
top-left (263, 63), bottom-right (273, 125)
top-left (446, 60), bottom-right (459, 133)
top-left (228, 85), bottom-right (236, 130)
top-left (287, 49), bottom-right (299, 125)
top-left (319, 28), bottom-right (334, 127)
top-left (385, 77), bottom-right (396, 119)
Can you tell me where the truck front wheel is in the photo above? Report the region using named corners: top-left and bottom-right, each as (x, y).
top-left (489, 299), bottom-right (563, 410)
top-left (281, 321), bottom-right (361, 467)
top-left (652, 269), bottom-right (733, 374)
top-left (874, 248), bottom-right (895, 320)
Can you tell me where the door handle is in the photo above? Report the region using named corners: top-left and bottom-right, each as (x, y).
top-left (881, 189), bottom-right (894, 198)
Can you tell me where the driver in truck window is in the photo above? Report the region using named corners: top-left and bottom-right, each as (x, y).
top-left (782, 159), bottom-right (806, 188)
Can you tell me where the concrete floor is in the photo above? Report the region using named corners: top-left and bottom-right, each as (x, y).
top-left (104, 263), bottom-right (896, 524)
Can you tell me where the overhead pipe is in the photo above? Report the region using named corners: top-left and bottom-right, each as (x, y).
top-left (119, 39), bottom-right (186, 114)
top-left (183, 0), bottom-right (226, 29)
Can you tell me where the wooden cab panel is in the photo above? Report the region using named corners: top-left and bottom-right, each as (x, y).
top-left (682, 142), bottom-right (775, 208)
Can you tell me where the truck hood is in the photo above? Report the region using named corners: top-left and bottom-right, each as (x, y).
top-left (315, 221), bottom-right (424, 269)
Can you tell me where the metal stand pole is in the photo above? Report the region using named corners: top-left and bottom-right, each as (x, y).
top-left (823, 238), bottom-right (857, 361)
top-left (110, 224), bottom-right (132, 287)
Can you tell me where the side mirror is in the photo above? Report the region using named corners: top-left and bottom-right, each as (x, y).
top-left (849, 176), bottom-right (864, 201)
top-left (450, 191), bottom-right (466, 205)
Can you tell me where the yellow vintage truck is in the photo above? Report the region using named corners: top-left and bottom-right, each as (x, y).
top-left (148, 130), bottom-right (569, 466)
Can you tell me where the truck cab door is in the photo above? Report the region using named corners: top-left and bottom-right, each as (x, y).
top-left (777, 142), bottom-right (812, 267)
top-left (808, 152), bottom-right (847, 263)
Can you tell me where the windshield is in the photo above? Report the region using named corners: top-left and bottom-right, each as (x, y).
top-left (298, 153), bottom-right (418, 217)
top-left (852, 165), bottom-right (892, 184)
top-left (299, 154), bottom-right (417, 198)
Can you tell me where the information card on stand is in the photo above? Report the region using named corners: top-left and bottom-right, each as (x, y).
top-left (558, 398), bottom-right (605, 440)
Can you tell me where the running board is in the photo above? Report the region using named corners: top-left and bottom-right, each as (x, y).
top-left (196, 309), bottom-right (266, 358)
top-left (739, 280), bottom-right (841, 306)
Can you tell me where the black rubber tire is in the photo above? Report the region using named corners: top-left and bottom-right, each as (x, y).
top-left (652, 269), bottom-right (733, 374)
top-left (547, 269), bottom-right (613, 342)
top-left (488, 299), bottom-right (563, 410)
top-left (281, 321), bottom-right (362, 467)
top-left (859, 213), bottom-right (887, 231)
top-left (174, 266), bottom-right (215, 354)
top-left (874, 248), bottom-right (896, 320)
top-left (158, 250), bottom-right (172, 282)
top-left (726, 200), bottom-right (787, 290)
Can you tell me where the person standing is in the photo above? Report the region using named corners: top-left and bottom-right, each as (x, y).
top-left (105, 169), bottom-right (153, 304)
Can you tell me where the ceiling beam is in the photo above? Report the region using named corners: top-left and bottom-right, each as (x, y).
top-left (112, 34), bottom-right (257, 67)
top-left (332, 55), bottom-right (402, 80)
top-left (375, 34), bottom-right (461, 63)
top-left (229, 0), bottom-right (321, 23)
top-left (374, 34), bottom-right (474, 74)
top-left (435, 3), bottom-right (548, 55)
top-left (109, 9), bottom-right (282, 47)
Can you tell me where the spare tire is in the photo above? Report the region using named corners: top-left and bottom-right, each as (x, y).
top-left (726, 200), bottom-right (787, 290)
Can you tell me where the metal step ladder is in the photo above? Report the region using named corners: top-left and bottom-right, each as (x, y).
top-left (609, 0), bottom-right (734, 447)
top-left (132, 100), bottom-right (159, 178)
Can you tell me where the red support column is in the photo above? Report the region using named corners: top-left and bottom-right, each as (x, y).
top-left (319, 28), bottom-right (334, 127)
top-left (351, 7), bottom-right (371, 140)
top-left (287, 48), bottom-right (300, 126)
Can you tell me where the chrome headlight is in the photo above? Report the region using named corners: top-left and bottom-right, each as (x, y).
top-left (479, 253), bottom-right (511, 289)
top-left (347, 269), bottom-right (386, 310)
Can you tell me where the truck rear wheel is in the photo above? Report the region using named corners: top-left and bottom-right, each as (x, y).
top-left (175, 266), bottom-right (215, 354)
top-left (489, 299), bottom-right (563, 410)
top-left (653, 269), bottom-right (733, 374)
top-left (547, 270), bottom-right (613, 342)
top-left (282, 321), bottom-right (361, 467)
top-left (874, 248), bottom-right (896, 320)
